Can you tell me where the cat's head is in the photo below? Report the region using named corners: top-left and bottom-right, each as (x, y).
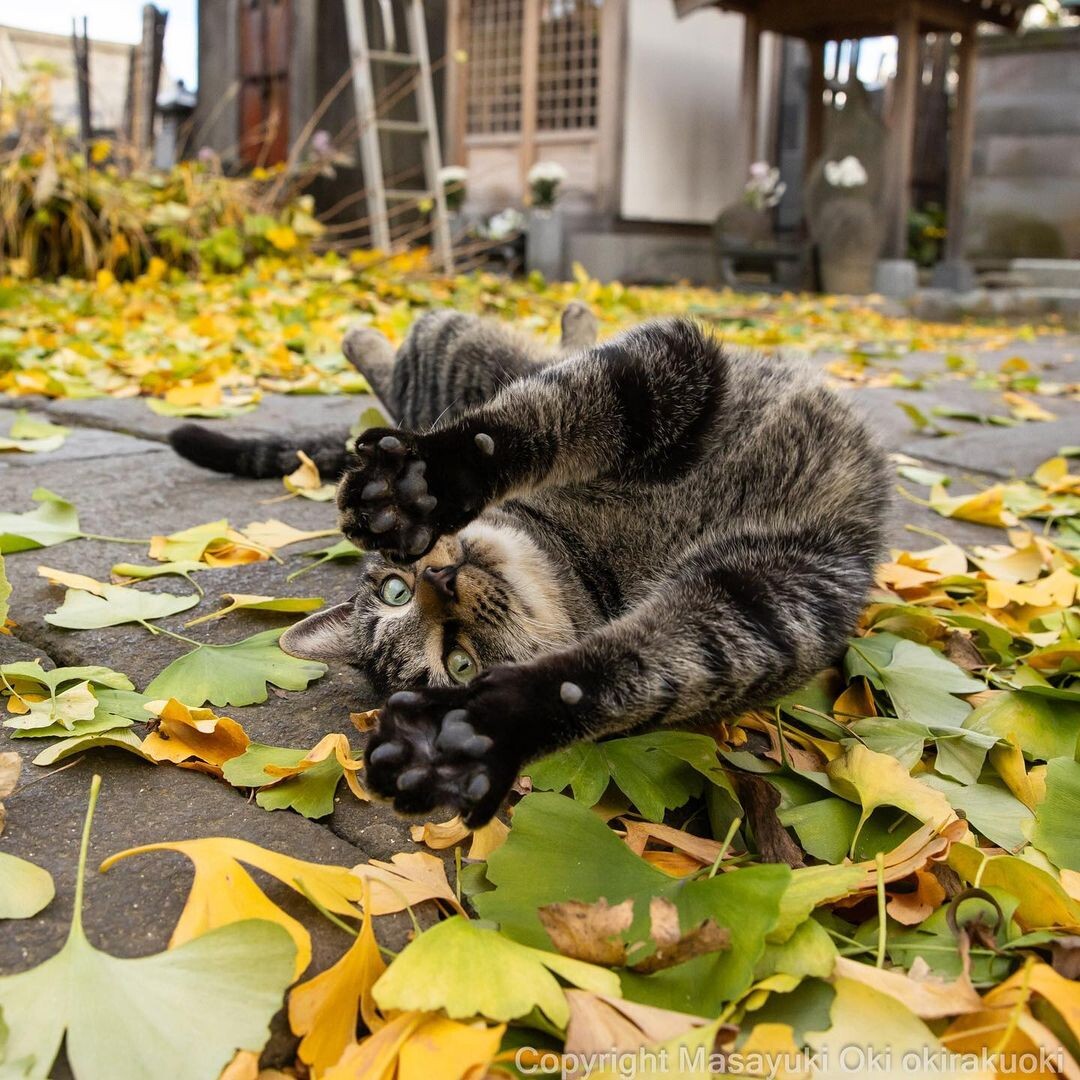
top-left (280, 523), bottom-right (575, 695)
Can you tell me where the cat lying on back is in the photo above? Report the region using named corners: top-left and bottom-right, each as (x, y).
top-left (171, 308), bottom-right (889, 826)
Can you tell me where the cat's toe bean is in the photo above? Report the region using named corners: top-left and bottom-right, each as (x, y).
top-left (462, 733), bottom-right (494, 757)
top-left (387, 690), bottom-right (424, 709)
top-left (435, 712), bottom-right (474, 753)
top-left (396, 766), bottom-right (431, 792)
top-left (369, 508), bottom-right (398, 534)
top-left (379, 435), bottom-right (405, 454)
top-left (474, 432), bottom-right (495, 456)
top-left (398, 466), bottom-right (428, 502)
top-left (362, 479), bottom-right (389, 501)
top-left (368, 741), bottom-right (406, 766)
top-left (405, 526), bottom-right (432, 555)
top-left (465, 771), bottom-right (491, 801)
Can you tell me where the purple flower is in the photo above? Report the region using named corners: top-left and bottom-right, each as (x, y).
top-left (311, 130), bottom-right (333, 157)
top-left (197, 146), bottom-right (216, 164)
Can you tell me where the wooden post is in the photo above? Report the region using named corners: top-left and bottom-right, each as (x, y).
top-left (443, 0), bottom-right (468, 164)
top-left (944, 29), bottom-right (977, 262)
top-left (133, 5), bottom-right (167, 156)
top-left (72, 17), bottom-right (92, 146)
top-left (596, 0), bottom-right (627, 218)
top-left (804, 38), bottom-right (825, 178)
top-left (888, 6), bottom-right (920, 259)
top-left (739, 11), bottom-right (762, 174)
top-left (519, 0), bottom-right (540, 183)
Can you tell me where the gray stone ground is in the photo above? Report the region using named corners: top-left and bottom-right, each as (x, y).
top-left (1, 333), bottom-right (1078, 1068)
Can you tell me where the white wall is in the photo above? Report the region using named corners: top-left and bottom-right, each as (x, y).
top-left (620, 0), bottom-right (771, 224)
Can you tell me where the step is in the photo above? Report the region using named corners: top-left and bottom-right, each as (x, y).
top-left (385, 188), bottom-right (433, 201)
top-left (368, 49), bottom-right (419, 66)
top-left (376, 119), bottom-right (428, 135)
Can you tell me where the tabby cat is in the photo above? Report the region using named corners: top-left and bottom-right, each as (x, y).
top-left (171, 307), bottom-right (889, 826)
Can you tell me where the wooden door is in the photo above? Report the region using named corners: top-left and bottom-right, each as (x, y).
top-left (239, 0), bottom-right (291, 166)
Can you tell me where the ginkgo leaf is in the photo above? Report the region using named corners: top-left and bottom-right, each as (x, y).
top-left (0, 554), bottom-right (10, 629)
top-left (0, 662), bottom-right (134, 695)
top-left (0, 776), bottom-right (295, 1080)
top-left (4, 681), bottom-right (97, 731)
top-left (409, 815), bottom-right (509, 861)
top-left (147, 398), bottom-right (259, 418)
top-left (44, 583), bottom-right (199, 630)
top-left (144, 628), bottom-right (327, 707)
top-left (148, 520), bottom-right (270, 566)
top-left (289, 883), bottom-right (386, 1075)
top-left (1031, 758), bottom-right (1080, 873)
top-left (287, 538), bottom-right (363, 580)
top-left (184, 593), bottom-right (323, 627)
top-left (352, 852), bottom-right (467, 917)
top-left (239, 520), bottom-right (338, 550)
top-left (283, 451), bottom-right (336, 502)
top-left (36, 565), bottom-right (110, 597)
top-left (110, 560), bottom-right (208, 592)
top-left (32, 729), bottom-right (152, 767)
top-left (0, 489), bottom-right (82, 554)
top-left (101, 836), bottom-right (368, 978)
top-left (8, 412), bottom-right (70, 441)
top-left (0, 751), bottom-right (19, 835)
top-left (0, 851), bottom-right (54, 920)
top-left (826, 744), bottom-right (957, 854)
top-left (928, 483), bottom-right (1019, 528)
top-left (141, 698), bottom-right (250, 773)
top-left (372, 916), bottom-right (620, 1028)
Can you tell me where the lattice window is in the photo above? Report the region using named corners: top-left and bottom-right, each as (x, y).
top-left (537, 0), bottom-right (600, 131)
top-left (466, 0), bottom-right (524, 135)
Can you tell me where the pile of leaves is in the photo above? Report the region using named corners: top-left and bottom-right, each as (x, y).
top-left (1, 440), bottom-right (1079, 1078)
top-left (1, 71), bottom-right (324, 281)
top-left (0, 250), bottom-right (1070, 401)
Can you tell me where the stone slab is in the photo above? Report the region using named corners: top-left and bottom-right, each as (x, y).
top-left (0, 423), bottom-right (168, 469)
top-left (28, 393), bottom-right (386, 444)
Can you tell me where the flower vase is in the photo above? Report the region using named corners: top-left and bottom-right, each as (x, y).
top-left (526, 207), bottom-right (564, 281)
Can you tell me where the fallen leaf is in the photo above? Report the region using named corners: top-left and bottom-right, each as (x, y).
top-left (929, 484), bottom-right (1019, 528)
top-left (832, 956), bottom-right (982, 1019)
top-left (110, 560), bottom-right (208, 589)
top-left (287, 538), bottom-right (363, 580)
top-left (539, 896), bottom-right (730, 973)
top-left (185, 593), bottom-right (323, 627)
top-left (140, 698), bottom-right (250, 774)
top-left (0, 553), bottom-right (10, 632)
top-left (5, 679), bottom-right (97, 731)
top-left (0, 777), bottom-right (295, 1080)
top-left (144, 628), bottom-right (327, 707)
top-left (409, 814), bottom-right (510, 860)
top-left (372, 915), bottom-right (620, 1027)
top-left (102, 836), bottom-right (368, 978)
top-left (1003, 391), bottom-right (1056, 422)
top-left (240, 520), bottom-right (339, 550)
top-left (0, 488), bottom-right (83, 554)
top-left (0, 850), bottom-right (55, 920)
top-left (289, 883), bottom-right (387, 1074)
top-left (0, 750), bottom-right (18, 834)
top-left (352, 851), bottom-right (467, 916)
top-left (149, 519), bottom-right (270, 566)
top-left (283, 451), bottom-right (336, 502)
top-left (37, 564), bottom-right (110, 597)
top-left (44, 583), bottom-right (199, 629)
top-left (1032, 757), bottom-right (1080, 873)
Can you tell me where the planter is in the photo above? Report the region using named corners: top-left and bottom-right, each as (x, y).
top-left (820, 256), bottom-right (876, 295)
top-left (526, 207), bottom-right (564, 280)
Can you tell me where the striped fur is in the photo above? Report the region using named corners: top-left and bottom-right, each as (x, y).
top-left (277, 313), bottom-right (890, 824)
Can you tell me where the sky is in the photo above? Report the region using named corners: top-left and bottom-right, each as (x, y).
top-left (2, 1), bottom-right (198, 88)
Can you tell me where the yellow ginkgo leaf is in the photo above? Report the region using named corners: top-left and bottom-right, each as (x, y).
top-left (101, 837), bottom-right (368, 978)
top-left (352, 851), bottom-right (468, 917)
top-left (283, 452), bottom-right (337, 502)
top-left (140, 698), bottom-right (250, 774)
top-left (164, 381), bottom-right (222, 409)
top-left (240, 519), bottom-right (339, 550)
top-left (5, 680), bottom-right (97, 731)
top-left (984, 567), bottom-right (1078, 610)
top-left (409, 815), bottom-right (510, 860)
top-left (289, 883), bottom-right (387, 1075)
top-left (149, 519), bottom-right (271, 566)
top-left (261, 732), bottom-right (368, 802)
top-left (929, 484), bottom-right (1019, 528)
top-left (184, 593), bottom-right (324, 627)
top-left (1003, 391), bottom-right (1056, 423)
top-left (37, 564), bottom-right (110, 597)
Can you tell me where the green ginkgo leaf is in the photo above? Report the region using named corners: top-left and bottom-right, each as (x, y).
top-left (222, 743), bottom-right (344, 819)
top-left (0, 489), bottom-right (82, 554)
top-left (8, 413), bottom-right (71, 441)
top-left (145, 628), bottom-right (327, 707)
top-left (4, 681), bottom-right (97, 732)
top-left (185, 593), bottom-right (323, 627)
top-left (287, 539), bottom-right (362, 581)
top-left (0, 852), bottom-right (55, 920)
top-left (1031, 757), bottom-right (1080, 872)
top-left (0, 663), bottom-right (134, 694)
top-left (44, 584), bottom-right (199, 630)
top-left (372, 915), bottom-right (619, 1028)
top-left (111, 561), bottom-right (208, 595)
top-left (0, 554), bottom-right (10, 626)
top-left (0, 776), bottom-right (295, 1080)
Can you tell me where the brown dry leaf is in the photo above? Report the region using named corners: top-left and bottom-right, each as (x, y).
top-left (0, 751), bottom-right (20, 836)
top-left (350, 708), bottom-right (379, 733)
top-left (409, 815), bottom-right (510, 861)
top-left (833, 956), bottom-right (982, 1019)
top-left (351, 851), bottom-right (467, 916)
top-left (563, 990), bottom-right (714, 1076)
top-left (262, 732), bottom-right (368, 802)
top-left (886, 868), bottom-right (948, 926)
top-left (943, 630), bottom-right (986, 672)
top-left (289, 882), bottom-right (387, 1075)
top-left (619, 819), bottom-right (727, 866)
top-left (141, 698), bottom-right (250, 776)
top-left (36, 565), bottom-right (110, 597)
top-left (538, 896), bottom-right (730, 974)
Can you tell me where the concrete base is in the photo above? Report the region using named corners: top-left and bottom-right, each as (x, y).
top-left (909, 287), bottom-right (1080, 323)
top-left (1010, 259), bottom-right (1080, 288)
top-left (874, 259), bottom-right (919, 299)
top-left (567, 231), bottom-right (717, 286)
top-left (931, 259), bottom-right (978, 292)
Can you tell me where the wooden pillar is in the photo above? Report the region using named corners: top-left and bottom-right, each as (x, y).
top-left (804, 38), bottom-right (826, 178)
top-left (596, 0), bottom-right (627, 218)
top-left (739, 11), bottom-right (762, 174)
top-left (519, 0), bottom-right (541, 182)
top-left (944, 29), bottom-right (977, 261)
top-left (888, 6), bottom-right (920, 259)
top-left (444, 0), bottom-right (468, 163)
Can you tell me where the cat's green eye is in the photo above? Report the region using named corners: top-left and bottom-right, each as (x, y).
top-left (379, 575), bottom-right (413, 606)
top-left (446, 647), bottom-right (478, 685)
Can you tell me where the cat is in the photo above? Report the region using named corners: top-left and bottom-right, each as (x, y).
top-left (170, 308), bottom-right (890, 828)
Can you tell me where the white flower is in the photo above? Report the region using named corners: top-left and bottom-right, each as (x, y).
top-left (485, 207), bottom-right (526, 240)
top-left (749, 160), bottom-right (771, 181)
top-left (527, 161), bottom-right (568, 186)
top-left (743, 161), bottom-right (786, 210)
top-left (824, 156), bottom-right (868, 188)
top-left (438, 165), bottom-right (468, 185)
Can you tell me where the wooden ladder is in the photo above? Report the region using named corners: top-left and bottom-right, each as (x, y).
top-left (343, 0), bottom-right (454, 274)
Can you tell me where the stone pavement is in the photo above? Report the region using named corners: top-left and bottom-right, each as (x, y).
top-left (1, 334), bottom-right (1078, 1067)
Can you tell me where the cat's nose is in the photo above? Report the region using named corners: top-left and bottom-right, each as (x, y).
top-left (421, 564), bottom-right (458, 602)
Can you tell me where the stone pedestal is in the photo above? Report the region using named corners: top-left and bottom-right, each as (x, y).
top-left (526, 208), bottom-right (564, 281)
top-left (874, 258), bottom-right (919, 299)
top-left (932, 259), bottom-right (977, 292)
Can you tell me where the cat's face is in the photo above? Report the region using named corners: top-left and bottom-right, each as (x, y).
top-left (280, 524), bottom-right (575, 695)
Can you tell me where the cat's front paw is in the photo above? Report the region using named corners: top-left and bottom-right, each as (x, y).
top-left (338, 427), bottom-right (488, 561)
top-left (364, 669), bottom-right (538, 826)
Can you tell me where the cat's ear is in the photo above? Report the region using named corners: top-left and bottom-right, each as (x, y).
top-left (280, 601), bottom-right (354, 660)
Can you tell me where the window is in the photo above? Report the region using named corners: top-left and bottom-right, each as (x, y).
top-left (537, 0), bottom-right (601, 131)
top-left (466, 0), bottom-right (524, 135)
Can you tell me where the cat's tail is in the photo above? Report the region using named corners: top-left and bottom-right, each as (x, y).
top-left (169, 425), bottom-right (353, 479)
